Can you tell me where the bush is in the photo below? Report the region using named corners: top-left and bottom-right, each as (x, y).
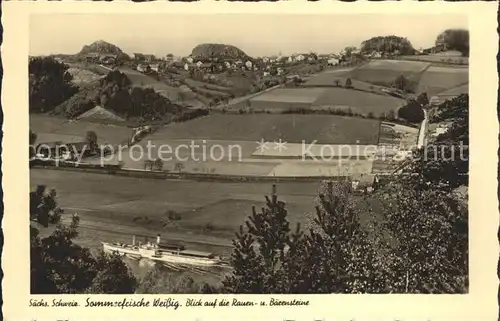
top-left (393, 75), bottom-right (417, 93)
top-left (398, 99), bottom-right (425, 123)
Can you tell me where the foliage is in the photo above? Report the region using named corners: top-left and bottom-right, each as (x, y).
top-left (222, 183), bottom-right (389, 293)
top-left (360, 36), bottom-right (415, 56)
top-left (393, 75), bottom-right (417, 93)
top-left (30, 186), bottom-right (137, 294)
top-left (416, 92), bottom-right (429, 106)
top-left (436, 29), bottom-right (469, 57)
top-left (382, 181), bottom-right (468, 293)
top-left (86, 131), bottom-right (98, 151)
top-left (345, 78), bottom-right (353, 88)
top-left (29, 57), bottom-right (78, 113)
top-left (398, 99), bottom-right (425, 123)
top-left (53, 69), bottom-right (182, 121)
top-left (410, 94), bottom-right (469, 189)
top-left (135, 267), bottom-right (204, 294)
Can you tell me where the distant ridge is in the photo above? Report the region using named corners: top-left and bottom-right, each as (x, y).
top-left (191, 43), bottom-right (250, 60)
top-left (79, 40), bottom-right (124, 56)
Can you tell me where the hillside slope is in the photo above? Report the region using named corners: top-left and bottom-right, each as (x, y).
top-left (191, 43), bottom-right (250, 60)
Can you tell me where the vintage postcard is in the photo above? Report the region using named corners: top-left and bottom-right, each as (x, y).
top-left (2, 1), bottom-right (498, 320)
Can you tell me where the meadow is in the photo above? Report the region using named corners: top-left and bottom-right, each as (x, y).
top-left (312, 87), bottom-right (405, 115)
top-left (31, 169), bottom-right (322, 252)
top-left (143, 114), bottom-right (382, 145)
top-left (417, 66), bottom-right (469, 96)
top-left (30, 114), bottom-right (134, 146)
top-left (31, 169), bottom-right (385, 256)
top-left (348, 60), bottom-right (430, 85)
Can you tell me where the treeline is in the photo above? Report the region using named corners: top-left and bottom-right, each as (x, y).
top-left (360, 36), bottom-right (415, 56)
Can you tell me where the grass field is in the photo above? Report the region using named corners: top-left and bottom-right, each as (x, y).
top-left (349, 60), bottom-right (430, 85)
top-left (30, 114), bottom-right (134, 146)
top-left (312, 87), bottom-right (405, 115)
top-left (399, 55), bottom-right (468, 65)
top-left (417, 66), bottom-right (469, 96)
top-left (31, 169), bottom-right (386, 256)
top-left (251, 88), bottom-right (327, 104)
top-left (143, 114), bottom-right (381, 145)
top-left (31, 169), bottom-right (322, 248)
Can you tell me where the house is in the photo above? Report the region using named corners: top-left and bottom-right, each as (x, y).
top-left (327, 58), bottom-right (340, 66)
top-left (262, 57), bottom-right (270, 63)
top-left (144, 54), bottom-right (156, 63)
top-left (295, 54), bottom-right (305, 62)
top-left (184, 63), bottom-right (190, 71)
top-left (133, 53), bottom-right (146, 62)
top-left (372, 51), bottom-right (382, 59)
top-left (307, 53), bottom-right (318, 62)
top-left (85, 53), bottom-right (100, 63)
top-left (150, 63), bottom-right (160, 72)
top-left (186, 57), bottom-right (194, 64)
top-left (224, 61), bottom-right (231, 69)
top-left (263, 71), bottom-right (271, 77)
top-left (277, 67), bottom-right (284, 75)
top-left (100, 54), bottom-right (117, 65)
top-left (200, 63), bottom-right (216, 73)
top-left (245, 60), bottom-right (253, 70)
top-left (287, 56), bottom-right (293, 63)
top-left (235, 60), bottom-right (243, 66)
top-left (137, 63), bottom-right (150, 73)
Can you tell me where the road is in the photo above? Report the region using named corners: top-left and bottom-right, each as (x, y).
top-left (417, 109), bottom-right (428, 148)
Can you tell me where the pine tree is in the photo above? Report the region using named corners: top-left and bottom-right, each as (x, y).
top-left (222, 185), bottom-right (300, 293)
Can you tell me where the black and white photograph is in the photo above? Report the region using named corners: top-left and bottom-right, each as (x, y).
top-left (28, 13), bottom-right (470, 296)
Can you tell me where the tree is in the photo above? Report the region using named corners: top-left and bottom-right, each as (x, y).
top-left (436, 29), bottom-right (469, 57)
top-left (398, 99), bottom-right (425, 123)
top-left (86, 251), bottom-right (137, 294)
top-left (136, 266), bottom-right (203, 294)
top-left (222, 183), bottom-right (388, 294)
top-left (174, 162), bottom-right (185, 173)
top-left (333, 79), bottom-right (340, 87)
top-left (345, 78), bottom-right (353, 88)
top-left (222, 185), bottom-right (296, 293)
top-left (30, 186), bottom-right (137, 294)
top-left (386, 110), bottom-right (396, 121)
top-left (86, 131), bottom-right (98, 152)
top-left (154, 158), bottom-right (164, 171)
top-left (29, 57), bottom-right (78, 113)
top-left (30, 130), bottom-right (37, 159)
top-left (360, 36), bottom-right (415, 56)
top-left (417, 92), bottom-right (429, 107)
top-left (393, 75), bottom-right (416, 93)
top-left (410, 94), bottom-right (469, 189)
top-left (382, 181), bottom-right (468, 293)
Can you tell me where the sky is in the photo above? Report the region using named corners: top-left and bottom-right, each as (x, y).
top-left (30, 14), bottom-right (468, 57)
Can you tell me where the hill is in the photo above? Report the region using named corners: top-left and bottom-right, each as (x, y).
top-left (191, 43), bottom-right (250, 60)
top-left (79, 40), bottom-right (124, 55)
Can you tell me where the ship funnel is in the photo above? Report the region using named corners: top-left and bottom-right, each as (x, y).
top-left (156, 234), bottom-right (161, 245)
